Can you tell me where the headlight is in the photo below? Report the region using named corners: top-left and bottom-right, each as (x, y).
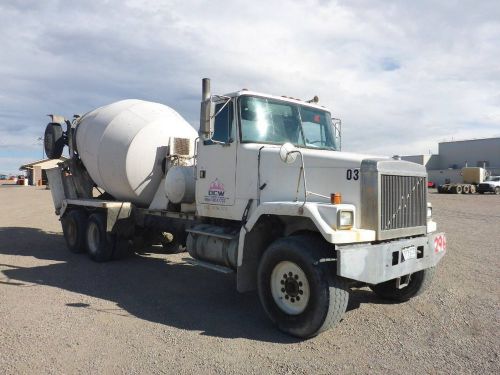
top-left (427, 203), bottom-right (432, 219)
top-left (338, 210), bottom-right (354, 229)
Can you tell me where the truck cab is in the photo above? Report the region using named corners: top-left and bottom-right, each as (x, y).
top-left (196, 90), bottom-right (344, 221)
top-left (478, 176), bottom-right (500, 194)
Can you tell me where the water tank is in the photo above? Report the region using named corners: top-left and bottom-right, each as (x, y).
top-left (75, 99), bottom-right (197, 207)
top-left (165, 166), bottom-right (196, 204)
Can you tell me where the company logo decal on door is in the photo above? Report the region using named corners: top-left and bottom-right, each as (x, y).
top-left (204, 179), bottom-right (229, 204)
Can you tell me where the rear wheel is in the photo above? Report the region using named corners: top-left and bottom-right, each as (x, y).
top-left (61, 210), bottom-right (87, 253)
top-left (370, 267), bottom-right (435, 302)
top-left (86, 213), bottom-right (115, 262)
top-left (495, 187), bottom-right (500, 195)
top-left (257, 235), bottom-right (349, 339)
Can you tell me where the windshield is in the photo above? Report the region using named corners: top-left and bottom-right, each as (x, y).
top-left (486, 176), bottom-right (500, 182)
top-left (239, 96), bottom-right (339, 150)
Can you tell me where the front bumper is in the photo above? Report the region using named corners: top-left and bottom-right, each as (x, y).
top-left (336, 232), bottom-right (446, 284)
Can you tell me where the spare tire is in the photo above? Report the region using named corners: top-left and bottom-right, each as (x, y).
top-left (44, 122), bottom-right (65, 159)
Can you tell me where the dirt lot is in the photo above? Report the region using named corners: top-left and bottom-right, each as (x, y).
top-left (0, 185), bottom-right (498, 374)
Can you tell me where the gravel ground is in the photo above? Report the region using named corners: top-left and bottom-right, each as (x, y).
top-left (0, 185), bottom-right (499, 374)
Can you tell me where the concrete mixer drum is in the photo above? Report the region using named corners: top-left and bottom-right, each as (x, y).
top-left (72, 99), bottom-right (197, 207)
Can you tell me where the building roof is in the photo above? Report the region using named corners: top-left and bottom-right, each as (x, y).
top-left (439, 136), bottom-right (500, 145)
top-left (19, 157), bottom-right (67, 170)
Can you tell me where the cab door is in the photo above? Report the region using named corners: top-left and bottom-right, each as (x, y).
top-left (196, 100), bottom-right (237, 213)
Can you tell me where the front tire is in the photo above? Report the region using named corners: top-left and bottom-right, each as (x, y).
top-left (370, 267), bottom-right (435, 302)
top-left (257, 235), bottom-right (349, 339)
top-left (86, 213), bottom-right (115, 262)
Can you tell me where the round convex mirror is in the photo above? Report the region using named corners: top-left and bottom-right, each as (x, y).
top-left (279, 143), bottom-right (298, 164)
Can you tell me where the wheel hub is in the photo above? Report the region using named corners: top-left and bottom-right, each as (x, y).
top-left (271, 261), bottom-right (310, 315)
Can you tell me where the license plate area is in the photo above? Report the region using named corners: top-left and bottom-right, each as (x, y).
top-left (402, 245), bottom-right (417, 261)
top-left (392, 244), bottom-right (423, 265)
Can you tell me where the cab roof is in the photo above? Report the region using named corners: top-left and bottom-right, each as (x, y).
top-left (222, 90), bottom-right (331, 113)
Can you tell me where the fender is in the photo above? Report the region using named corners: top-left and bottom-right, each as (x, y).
top-left (237, 201), bottom-right (376, 267)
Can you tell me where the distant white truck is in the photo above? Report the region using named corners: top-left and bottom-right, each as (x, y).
top-left (438, 167), bottom-right (499, 194)
top-left (44, 79), bottom-right (446, 338)
top-left (477, 176), bottom-right (500, 194)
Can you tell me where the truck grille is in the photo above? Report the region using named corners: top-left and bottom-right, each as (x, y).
top-left (381, 175), bottom-right (427, 231)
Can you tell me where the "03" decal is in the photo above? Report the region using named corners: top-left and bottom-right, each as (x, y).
top-left (346, 169), bottom-right (359, 181)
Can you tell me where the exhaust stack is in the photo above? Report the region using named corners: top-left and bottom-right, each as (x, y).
top-left (200, 78), bottom-right (214, 137)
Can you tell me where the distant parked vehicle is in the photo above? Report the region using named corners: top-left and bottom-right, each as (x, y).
top-left (477, 176), bottom-right (500, 195)
top-left (427, 181), bottom-right (435, 188)
top-left (0, 174), bottom-right (8, 180)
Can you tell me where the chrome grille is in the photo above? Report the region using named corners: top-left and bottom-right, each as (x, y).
top-left (381, 175), bottom-right (427, 231)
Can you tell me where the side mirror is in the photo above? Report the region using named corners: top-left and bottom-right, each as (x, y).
top-left (279, 143), bottom-right (298, 164)
top-left (199, 100), bottom-right (214, 137)
top-left (332, 117), bottom-right (342, 151)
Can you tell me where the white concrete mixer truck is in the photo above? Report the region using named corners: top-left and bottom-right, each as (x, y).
top-left (43, 79), bottom-right (446, 338)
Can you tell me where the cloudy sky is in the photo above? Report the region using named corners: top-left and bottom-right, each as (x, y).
top-left (1, 0), bottom-right (499, 174)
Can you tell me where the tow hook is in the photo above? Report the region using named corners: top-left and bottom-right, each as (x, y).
top-left (396, 274), bottom-right (411, 289)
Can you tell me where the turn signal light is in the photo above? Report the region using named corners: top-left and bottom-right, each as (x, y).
top-left (331, 193), bottom-right (342, 204)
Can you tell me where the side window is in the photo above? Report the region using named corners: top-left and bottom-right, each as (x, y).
top-left (302, 121), bottom-right (323, 144)
top-left (212, 102), bottom-right (233, 143)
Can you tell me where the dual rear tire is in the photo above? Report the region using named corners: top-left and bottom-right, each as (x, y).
top-left (61, 210), bottom-right (116, 262)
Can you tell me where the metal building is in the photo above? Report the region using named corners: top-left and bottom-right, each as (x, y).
top-left (402, 137), bottom-right (500, 185)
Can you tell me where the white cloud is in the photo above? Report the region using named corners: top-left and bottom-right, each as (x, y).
top-left (0, 0), bottom-right (499, 173)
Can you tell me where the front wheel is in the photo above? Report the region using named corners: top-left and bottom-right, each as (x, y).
top-left (370, 267), bottom-right (435, 302)
top-left (257, 235), bottom-right (349, 339)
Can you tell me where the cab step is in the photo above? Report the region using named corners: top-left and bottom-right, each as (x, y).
top-left (182, 257), bottom-right (234, 274)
